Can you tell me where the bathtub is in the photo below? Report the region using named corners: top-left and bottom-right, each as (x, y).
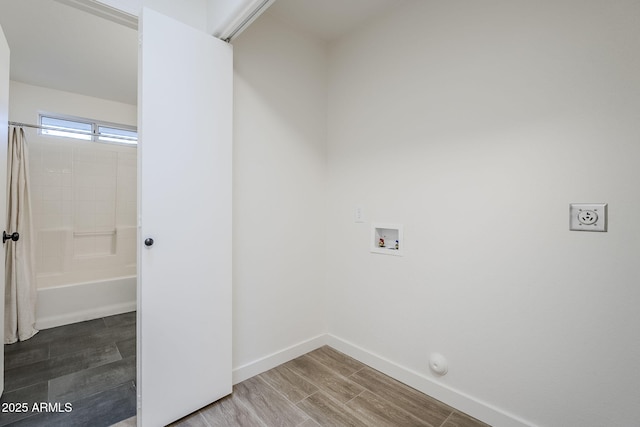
top-left (35, 275), bottom-right (137, 329)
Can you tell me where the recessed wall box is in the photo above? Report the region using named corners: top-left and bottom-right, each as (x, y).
top-left (371, 223), bottom-right (403, 256)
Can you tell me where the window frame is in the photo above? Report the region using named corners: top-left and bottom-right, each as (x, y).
top-left (39, 113), bottom-right (138, 146)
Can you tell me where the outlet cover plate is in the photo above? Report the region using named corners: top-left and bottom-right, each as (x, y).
top-left (570, 203), bottom-right (607, 232)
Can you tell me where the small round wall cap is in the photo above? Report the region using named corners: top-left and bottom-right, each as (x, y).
top-left (429, 353), bottom-right (448, 376)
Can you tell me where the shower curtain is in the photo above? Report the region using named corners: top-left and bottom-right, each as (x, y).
top-left (4, 127), bottom-right (37, 343)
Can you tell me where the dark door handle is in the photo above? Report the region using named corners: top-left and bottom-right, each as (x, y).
top-left (144, 238), bottom-right (154, 247)
top-left (3, 231), bottom-right (19, 243)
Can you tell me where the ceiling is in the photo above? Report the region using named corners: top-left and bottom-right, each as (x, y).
top-left (0, 0), bottom-right (138, 105)
top-left (267, 0), bottom-right (406, 42)
top-left (0, 0), bottom-right (404, 106)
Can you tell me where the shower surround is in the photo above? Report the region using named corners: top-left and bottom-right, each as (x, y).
top-left (29, 135), bottom-right (137, 328)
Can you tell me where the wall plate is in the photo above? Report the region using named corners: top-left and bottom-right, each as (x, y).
top-left (570, 203), bottom-right (607, 232)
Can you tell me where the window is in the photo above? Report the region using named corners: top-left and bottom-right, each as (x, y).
top-left (40, 114), bottom-right (137, 145)
top-left (40, 116), bottom-right (93, 140)
top-left (97, 126), bottom-right (138, 144)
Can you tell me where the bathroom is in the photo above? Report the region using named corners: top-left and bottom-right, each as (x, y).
top-left (13, 82), bottom-right (138, 330)
top-left (1, 0), bottom-right (137, 331)
top-left (1, 1), bottom-right (138, 424)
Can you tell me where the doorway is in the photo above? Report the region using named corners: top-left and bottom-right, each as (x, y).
top-left (0, 1), bottom-right (138, 425)
top-left (1, 3), bottom-right (234, 426)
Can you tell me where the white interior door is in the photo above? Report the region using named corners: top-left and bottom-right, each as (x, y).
top-left (0, 25), bottom-right (9, 398)
top-left (137, 8), bottom-right (233, 426)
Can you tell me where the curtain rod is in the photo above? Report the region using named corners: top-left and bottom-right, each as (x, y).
top-left (8, 121), bottom-right (42, 130)
top-left (8, 121), bottom-right (136, 141)
top-left (9, 121), bottom-right (95, 137)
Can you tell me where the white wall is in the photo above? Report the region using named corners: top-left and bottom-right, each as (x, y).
top-left (142, 0), bottom-right (208, 31)
top-left (10, 81), bottom-right (136, 126)
top-left (232, 12), bottom-right (328, 378)
top-left (326, 1), bottom-right (640, 426)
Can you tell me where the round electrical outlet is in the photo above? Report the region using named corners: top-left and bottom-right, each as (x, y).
top-left (578, 210), bottom-right (598, 225)
top-left (570, 203), bottom-right (607, 232)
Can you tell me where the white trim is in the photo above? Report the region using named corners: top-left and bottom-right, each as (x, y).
top-left (325, 334), bottom-right (537, 427)
top-left (230, 332), bottom-right (536, 426)
top-left (232, 334), bottom-right (328, 384)
top-left (55, 0), bottom-right (139, 28)
top-left (207, 0), bottom-right (276, 41)
top-left (36, 301), bottom-right (136, 329)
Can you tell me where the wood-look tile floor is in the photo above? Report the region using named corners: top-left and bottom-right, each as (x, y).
top-left (114, 346), bottom-right (490, 427)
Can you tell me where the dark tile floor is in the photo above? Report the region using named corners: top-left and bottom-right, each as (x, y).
top-left (2, 312), bottom-right (136, 427)
top-left (119, 345), bottom-right (490, 427)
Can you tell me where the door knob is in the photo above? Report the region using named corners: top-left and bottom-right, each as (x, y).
top-left (144, 238), bottom-right (154, 247)
top-left (3, 231), bottom-right (19, 243)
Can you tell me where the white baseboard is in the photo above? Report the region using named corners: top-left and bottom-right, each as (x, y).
top-left (36, 301), bottom-right (136, 330)
top-left (325, 334), bottom-right (536, 427)
top-left (231, 333), bottom-right (534, 426)
top-left (232, 333), bottom-right (328, 384)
